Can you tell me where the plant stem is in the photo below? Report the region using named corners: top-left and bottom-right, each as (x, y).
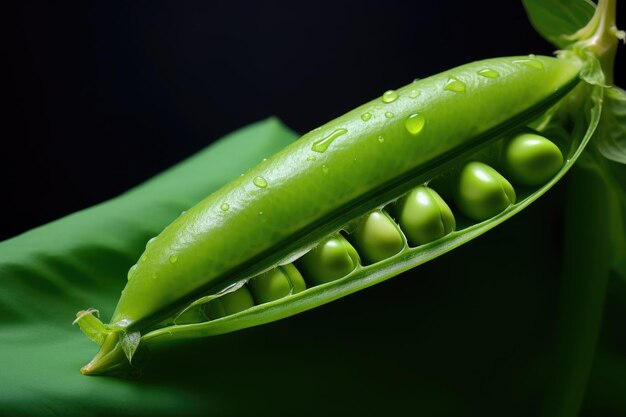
top-left (571, 0), bottom-right (624, 85)
top-left (540, 166), bottom-right (610, 417)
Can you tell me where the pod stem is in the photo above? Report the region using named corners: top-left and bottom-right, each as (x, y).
top-left (540, 165), bottom-right (611, 417)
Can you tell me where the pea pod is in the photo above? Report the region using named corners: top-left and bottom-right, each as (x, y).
top-left (76, 55), bottom-right (590, 375)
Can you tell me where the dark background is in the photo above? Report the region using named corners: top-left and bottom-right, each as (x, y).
top-left (3, 3), bottom-right (626, 416)
top-left (5, 0), bottom-right (623, 241)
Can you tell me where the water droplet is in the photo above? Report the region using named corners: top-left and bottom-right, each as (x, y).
top-left (220, 203), bottom-right (230, 211)
top-left (169, 255), bottom-right (178, 264)
top-left (409, 89), bottom-right (420, 98)
top-left (384, 111), bottom-right (394, 119)
top-left (413, 78), bottom-right (421, 83)
top-left (127, 264), bottom-right (137, 280)
top-left (258, 211), bottom-right (267, 223)
top-left (322, 164), bottom-right (329, 174)
top-left (180, 210), bottom-right (187, 216)
top-left (477, 68), bottom-right (499, 78)
top-left (382, 90), bottom-right (399, 103)
top-left (240, 173), bottom-right (245, 177)
top-left (146, 237), bottom-right (157, 247)
top-left (253, 176), bottom-right (268, 188)
top-left (360, 112), bottom-right (372, 122)
top-left (405, 113), bottom-right (426, 135)
top-left (307, 155), bottom-right (317, 161)
top-left (311, 128), bottom-right (348, 153)
top-left (444, 76), bottom-right (466, 93)
top-left (262, 158), bottom-right (268, 162)
top-left (512, 58), bottom-right (544, 70)
top-left (377, 136), bottom-right (385, 143)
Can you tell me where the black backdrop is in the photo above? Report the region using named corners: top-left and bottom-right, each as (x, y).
top-left (8, 0), bottom-right (623, 240)
top-left (4, 3), bottom-right (626, 415)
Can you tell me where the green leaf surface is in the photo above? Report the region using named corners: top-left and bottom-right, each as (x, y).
top-left (523, 0), bottom-right (596, 48)
top-left (0, 117), bottom-right (298, 416)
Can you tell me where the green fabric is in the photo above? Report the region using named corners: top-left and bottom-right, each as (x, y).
top-left (1, 117), bottom-right (624, 417)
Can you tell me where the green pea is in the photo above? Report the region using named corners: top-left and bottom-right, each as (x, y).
top-left (281, 263), bottom-right (307, 292)
top-left (203, 286), bottom-right (255, 320)
top-left (296, 234), bottom-right (360, 285)
top-left (155, 306), bottom-right (207, 326)
top-left (172, 307), bottom-right (206, 325)
top-left (504, 132), bottom-right (564, 186)
top-left (249, 264), bottom-right (306, 304)
top-left (396, 186), bottom-right (455, 246)
top-left (349, 210), bottom-right (404, 264)
top-left (455, 162), bottom-right (516, 222)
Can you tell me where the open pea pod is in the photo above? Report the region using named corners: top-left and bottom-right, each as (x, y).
top-left (77, 53), bottom-right (602, 375)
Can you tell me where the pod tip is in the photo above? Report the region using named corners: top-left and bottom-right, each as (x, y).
top-left (79, 332), bottom-right (124, 376)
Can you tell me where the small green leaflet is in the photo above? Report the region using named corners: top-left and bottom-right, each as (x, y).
top-left (595, 86), bottom-right (626, 163)
top-left (522, 0), bottom-right (596, 49)
top-left (120, 331), bottom-right (142, 363)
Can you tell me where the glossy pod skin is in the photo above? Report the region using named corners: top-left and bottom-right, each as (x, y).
top-left (80, 55), bottom-right (584, 374)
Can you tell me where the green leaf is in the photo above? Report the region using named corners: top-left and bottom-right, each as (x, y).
top-left (595, 86), bottom-right (626, 163)
top-left (578, 50), bottom-right (606, 86)
top-left (523, 0), bottom-right (596, 48)
top-left (0, 117), bottom-right (299, 416)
